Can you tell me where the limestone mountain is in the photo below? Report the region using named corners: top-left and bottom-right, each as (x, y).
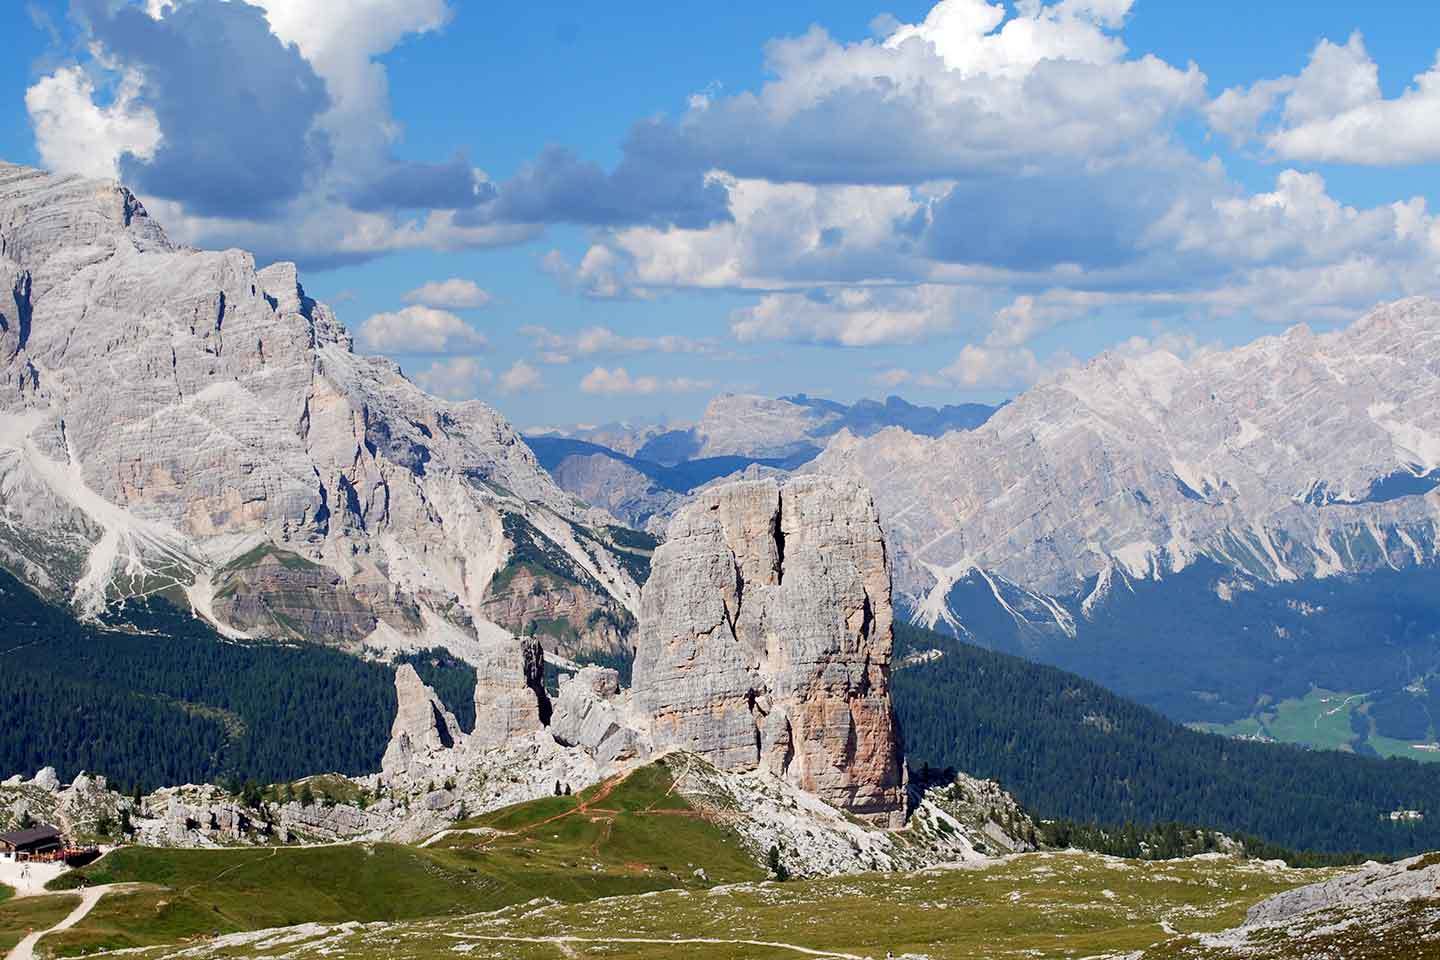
top-left (812, 298), bottom-right (1440, 741)
top-left (633, 475), bottom-right (907, 825)
top-left (379, 474), bottom-right (908, 828)
top-left (0, 161), bottom-right (644, 658)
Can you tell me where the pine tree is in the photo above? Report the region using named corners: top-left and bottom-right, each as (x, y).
top-left (766, 844), bottom-right (789, 882)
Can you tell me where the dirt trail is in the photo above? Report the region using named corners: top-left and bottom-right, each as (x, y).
top-left (446, 933), bottom-right (869, 959)
top-left (6, 885), bottom-right (112, 960)
top-left (425, 773), bottom-right (630, 852)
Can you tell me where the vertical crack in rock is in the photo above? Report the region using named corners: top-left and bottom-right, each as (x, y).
top-left (527, 636), bottom-right (554, 727)
top-left (771, 491), bottom-right (786, 585)
top-left (430, 703), bottom-right (455, 749)
top-left (634, 476), bottom-right (907, 826)
top-left (12, 271), bottom-right (30, 357)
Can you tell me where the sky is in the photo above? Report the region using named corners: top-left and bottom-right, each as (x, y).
top-left (3, 0), bottom-right (1440, 430)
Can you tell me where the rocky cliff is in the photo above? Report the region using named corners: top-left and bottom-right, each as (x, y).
top-left (631, 476), bottom-right (907, 825)
top-left (0, 162), bottom-right (638, 658)
top-left (814, 298), bottom-right (1440, 619)
top-left (377, 474), bottom-right (907, 827)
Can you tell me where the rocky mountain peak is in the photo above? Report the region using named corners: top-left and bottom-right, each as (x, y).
top-left (812, 296), bottom-right (1440, 620)
top-left (0, 160), bottom-right (641, 657)
top-left (631, 475), bottom-right (907, 825)
top-left (380, 474), bottom-right (909, 827)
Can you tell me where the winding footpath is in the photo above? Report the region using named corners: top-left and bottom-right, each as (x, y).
top-left (446, 933), bottom-right (869, 958)
top-left (6, 886), bottom-right (113, 960)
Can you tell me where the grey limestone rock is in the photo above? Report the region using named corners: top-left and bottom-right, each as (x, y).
top-left (549, 667), bottom-right (643, 766)
top-left (0, 161), bottom-right (641, 657)
top-left (381, 664), bottom-right (463, 780)
top-left (632, 475), bottom-right (906, 825)
top-left (813, 298), bottom-right (1440, 619)
top-left (469, 636), bottom-right (551, 750)
top-left (1244, 853), bottom-right (1440, 926)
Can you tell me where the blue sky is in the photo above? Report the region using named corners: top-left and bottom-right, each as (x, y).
top-left (4, 0), bottom-right (1440, 428)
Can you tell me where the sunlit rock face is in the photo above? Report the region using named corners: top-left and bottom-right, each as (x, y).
top-left (632, 475), bottom-right (907, 826)
top-left (0, 161), bottom-right (641, 656)
top-left (812, 297), bottom-right (1440, 627)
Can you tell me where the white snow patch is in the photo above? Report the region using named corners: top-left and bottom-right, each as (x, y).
top-left (1112, 541), bottom-right (1158, 580)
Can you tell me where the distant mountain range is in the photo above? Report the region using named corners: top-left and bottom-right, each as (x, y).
top-left (527, 393), bottom-right (997, 528)
top-left (814, 299), bottom-right (1440, 756)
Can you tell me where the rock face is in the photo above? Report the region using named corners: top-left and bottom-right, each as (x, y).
top-left (550, 667), bottom-right (643, 765)
top-left (470, 636), bottom-right (551, 749)
top-left (0, 162), bottom-right (641, 659)
top-left (381, 665), bottom-right (463, 780)
top-left (632, 476), bottom-right (906, 825)
top-left (1243, 853), bottom-right (1440, 926)
top-left (813, 298), bottom-right (1440, 615)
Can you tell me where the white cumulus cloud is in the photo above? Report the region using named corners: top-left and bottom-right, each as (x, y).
top-left (520, 325), bottom-right (718, 361)
top-left (25, 65), bottom-right (161, 181)
top-left (413, 356), bottom-right (492, 400)
top-left (357, 306), bottom-right (488, 354)
top-left (402, 278), bottom-right (492, 309)
top-left (731, 286), bottom-right (966, 347)
top-left (1209, 32), bottom-right (1440, 165)
top-left (579, 367), bottom-right (713, 396)
top-left (499, 360), bottom-right (544, 394)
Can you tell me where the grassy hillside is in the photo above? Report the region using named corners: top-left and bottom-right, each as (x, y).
top-left (44, 758), bottom-right (763, 955)
top-left (0, 894), bottom-right (79, 953)
top-left (89, 852), bottom-right (1322, 960)
top-left (893, 621), bottom-right (1440, 856)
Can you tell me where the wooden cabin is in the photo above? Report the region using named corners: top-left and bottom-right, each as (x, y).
top-left (0, 825), bottom-right (63, 861)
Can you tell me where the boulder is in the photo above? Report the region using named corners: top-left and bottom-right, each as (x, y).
top-left (550, 667), bottom-right (643, 766)
top-left (632, 475), bottom-right (907, 825)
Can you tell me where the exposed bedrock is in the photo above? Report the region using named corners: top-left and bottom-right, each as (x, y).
top-left (631, 475), bottom-right (907, 825)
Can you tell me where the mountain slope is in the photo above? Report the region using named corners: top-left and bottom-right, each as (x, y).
top-left (893, 622), bottom-right (1440, 856)
top-left (816, 300), bottom-right (1440, 738)
top-left (0, 162), bottom-right (638, 657)
top-left (818, 300), bottom-right (1440, 603)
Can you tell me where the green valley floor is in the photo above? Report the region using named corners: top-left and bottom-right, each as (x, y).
top-left (33, 852), bottom-right (1330, 960)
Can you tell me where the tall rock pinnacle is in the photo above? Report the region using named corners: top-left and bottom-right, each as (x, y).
top-left (632, 475), bottom-right (907, 825)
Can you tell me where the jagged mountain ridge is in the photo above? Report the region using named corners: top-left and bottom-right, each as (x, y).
top-left (527, 392), bottom-right (998, 529)
top-left (815, 298), bottom-right (1440, 620)
top-left (812, 299), bottom-right (1440, 734)
top-left (0, 161), bottom-right (641, 658)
